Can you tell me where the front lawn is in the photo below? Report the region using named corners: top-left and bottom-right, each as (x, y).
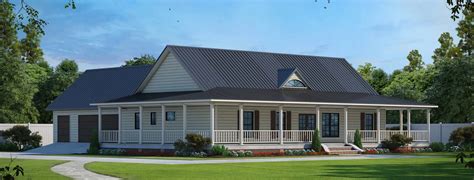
top-left (85, 156), bottom-right (474, 179)
top-left (0, 158), bottom-right (68, 180)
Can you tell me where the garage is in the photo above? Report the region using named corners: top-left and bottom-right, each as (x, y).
top-left (57, 115), bottom-right (70, 142)
top-left (78, 115), bottom-right (98, 142)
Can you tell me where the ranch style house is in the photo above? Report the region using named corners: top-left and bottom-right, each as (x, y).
top-left (47, 45), bottom-right (437, 151)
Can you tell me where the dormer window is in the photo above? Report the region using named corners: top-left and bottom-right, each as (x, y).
top-left (284, 79), bottom-right (305, 88)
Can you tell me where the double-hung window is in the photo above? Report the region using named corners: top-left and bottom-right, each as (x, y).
top-left (150, 112), bottom-right (156, 125)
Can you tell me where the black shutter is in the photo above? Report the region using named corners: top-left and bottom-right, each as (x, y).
top-left (374, 113), bottom-right (378, 130)
top-left (286, 111), bottom-right (292, 130)
top-left (270, 111), bottom-right (276, 130)
top-left (360, 113), bottom-right (365, 130)
top-left (237, 110), bottom-right (240, 130)
top-left (254, 110), bottom-right (260, 130)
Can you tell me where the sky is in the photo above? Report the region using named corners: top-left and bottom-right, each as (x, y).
top-left (23, 0), bottom-right (458, 72)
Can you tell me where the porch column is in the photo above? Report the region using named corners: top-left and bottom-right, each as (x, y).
top-left (427, 109), bottom-right (431, 143)
top-left (344, 107), bottom-right (348, 144)
top-left (118, 106), bottom-right (121, 144)
top-left (210, 104), bottom-right (215, 145)
top-left (161, 105), bottom-right (165, 145)
top-left (399, 109), bottom-right (404, 134)
top-left (183, 104), bottom-right (187, 140)
top-left (139, 106), bottom-right (143, 144)
top-left (279, 105), bottom-right (284, 145)
top-left (316, 106), bottom-right (320, 131)
top-left (239, 104), bottom-right (244, 145)
top-left (98, 106), bottom-right (102, 143)
top-left (376, 108), bottom-right (381, 144)
top-left (407, 109), bottom-right (411, 138)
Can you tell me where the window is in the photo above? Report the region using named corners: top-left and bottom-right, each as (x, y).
top-left (299, 114), bottom-right (316, 130)
top-left (284, 79), bottom-right (305, 88)
top-left (166, 111), bottom-right (175, 121)
top-left (365, 113), bottom-right (374, 130)
top-left (243, 111), bottom-right (254, 130)
top-left (322, 113), bottom-right (339, 137)
top-left (150, 112), bottom-right (156, 125)
top-left (274, 112), bottom-right (286, 130)
top-left (134, 112), bottom-right (140, 129)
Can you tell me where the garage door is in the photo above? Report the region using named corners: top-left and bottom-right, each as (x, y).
top-left (78, 115), bottom-right (98, 142)
top-left (57, 115), bottom-right (70, 142)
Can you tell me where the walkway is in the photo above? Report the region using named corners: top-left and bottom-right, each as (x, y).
top-left (51, 161), bottom-right (119, 180)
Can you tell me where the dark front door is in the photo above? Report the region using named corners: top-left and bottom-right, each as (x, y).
top-left (78, 115), bottom-right (98, 142)
top-left (57, 115), bottom-right (70, 142)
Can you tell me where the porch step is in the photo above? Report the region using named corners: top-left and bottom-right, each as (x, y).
top-left (326, 145), bottom-right (360, 155)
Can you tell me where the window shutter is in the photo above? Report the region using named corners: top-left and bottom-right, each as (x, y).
top-left (374, 113), bottom-right (377, 130)
top-left (237, 110), bottom-right (240, 130)
top-left (254, 110), bottom-right (260, 130)
top-left (286, 111), bottom-right (292, 130)
top-left (360, 113), bottom-right (365, 130)
top-left (270, 111), bottom-right (276, 130)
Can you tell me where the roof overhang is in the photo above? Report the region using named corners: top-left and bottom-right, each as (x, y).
top-left (91, 99), bottom-right (438, 109)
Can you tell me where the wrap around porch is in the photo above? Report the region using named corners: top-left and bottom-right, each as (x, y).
top-left (96, 102), bottom-right (431, 147)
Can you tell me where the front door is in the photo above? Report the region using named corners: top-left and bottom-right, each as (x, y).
top-left (299, 114), bottom-right (316, 141)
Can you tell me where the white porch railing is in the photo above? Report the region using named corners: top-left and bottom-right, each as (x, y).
top-left (411, 130), bottom-right (429, 141)
top-left (347, 130), bottom-right (429, 143)
top-left (347, 130), bottom-right (377, 143)
top-left (121, 130), bottom-right (139, 143)
top-left (142, 130), bottom-right (161, 143)
top-left (283, 130), bottom-right (314, 142)
top-left (243, 130), bottom-right (280, 143)
top-left (101, 130), bottom-right (118, 143)
top-left (214, 130), bottom-right (240, 143)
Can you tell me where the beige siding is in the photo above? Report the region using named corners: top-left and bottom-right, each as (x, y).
top-left (348, 109), bottom-right (386, 131)
top-left (142, 53), bottom-right (200, 93)
top-left (188, 106), bottom-right (210, 130)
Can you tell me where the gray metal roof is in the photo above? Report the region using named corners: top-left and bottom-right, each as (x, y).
top-left (168, 45), bottom-right (378, 95)
top-left (47, 65), bottom-right (153, 111)
top-left (107, 87), bottom-right (433, 107)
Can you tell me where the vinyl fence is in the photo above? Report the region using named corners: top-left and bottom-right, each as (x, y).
top-left (0, 123), bottom-right (53, 145)
top-left (387, 122), bottom-right (474, 144)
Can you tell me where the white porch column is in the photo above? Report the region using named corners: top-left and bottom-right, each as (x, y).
top-left (210, 104), bottom-right (215, 145)
top-left (98, 106), bottom-right (102, 143)
top-left (239, 104), bottom-right (244, 145)
top-left (161, 105), bottom-right (165, 145)
top-left (139, 106), bottom-right (143, 144)
top-left (427, 109), bottom-right (431, 143)
top-left (316, 106), bottom-right (320, 131)
top-left (399, 109), bottom-right (404, 134)
top-left (118, 106), bottom-right (121, 144)
top-left (376, 108), bottom-right (381, 144)
top-left (279, 105), bottom-right (284, 145)
top-left (407, 109), bottom-right (411, 138)
top-left (183, 104), bottom-right (187, 140)
top-left (344, 107), bottom-right (348, 144)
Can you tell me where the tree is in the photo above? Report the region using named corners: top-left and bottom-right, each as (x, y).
top-left (404, 50), bottom-right (424, 72)
top-left (357, 63), bottom-right (375, 81)
top-left (19, 15), bottom-right (45, 64)
top-left (432, 32), bottom-right (462, 64)
top-left (34, 59), bottom-right (79, 123)
top-left (457, 6), bottom-right (474, 56)
top-left (426, 57), bottom-right (474, 123)
top-left (0, 1), bottom-right (38, 123)
top-left (357, 63), bottom-right (388, 94)
top-left (122, 54), bottom-right (156, 67)
top-left (447, 0), bottom-right (473, 20)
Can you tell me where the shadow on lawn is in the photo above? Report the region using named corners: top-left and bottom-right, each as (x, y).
top-left (319, 161), bottom-right (473, 179)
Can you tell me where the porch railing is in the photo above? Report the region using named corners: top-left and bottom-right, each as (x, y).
top-left (347, 130), bottom-right (429, 143)
top-left (101, 130), bottom-right (118, 143)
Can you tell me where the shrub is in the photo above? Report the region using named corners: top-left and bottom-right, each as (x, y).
top-left (174, 134), bottom-right (211, 156)
top-left (449, 126), bottom-right (474, 146)
top-left (429, 142), bottom-right (445, 152)
top-left (2, 125), bottom-right (42, 151)
top-left (0, 142), bottom-right (20, 152)
top-left (211, 145), bottom-right (228, 156)
top-left (0, 157), bottom-right (24, 179)
top-left (312, 129), bottom-right (322, 152)
top-left (224, 150), bottom-right (253, 157)
top-left (99, 149), bottom-right (125, 155)
top-left (456, 152), bottom-right (468, 163)
top-left (87, 131), bottom-right (100, 154)
top-left (465, 161), bottom-right (474, 168)
top-left (190, 152), bottom-right (207, 158)
top-left (354, 129), bottom-right (363, 149)
top-left (381, 134), bottom-right (413, 150)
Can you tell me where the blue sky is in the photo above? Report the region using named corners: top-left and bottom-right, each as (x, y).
top-left (26, 0), bottom-right (457, 72)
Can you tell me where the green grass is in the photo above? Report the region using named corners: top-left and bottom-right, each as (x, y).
top-left (0, 158), bottom-right (69, 180)
top-left (85, 156), bottom-right (474, 179)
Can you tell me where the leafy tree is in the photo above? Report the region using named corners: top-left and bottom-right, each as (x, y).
top-left (457, 6), bottom-right (474, 56)
top-left (357, 63), bottom-right (389, 94)
top-left (404, 50), bottom-right (424, 72)
top-left (34, 60), bottom-right (79, 123)
top-left (19, 14), bottom-right (45, 64)
top-left (122, 54), bottom-right (156, 67)
top-left (357, 63), bottom-right (375, 81)
top-left (432, 32), bottom-right (462, 64)
top-left (447, 0), bottom-right (473, 20)
top-left (0, 1), bottom-right (38, 123)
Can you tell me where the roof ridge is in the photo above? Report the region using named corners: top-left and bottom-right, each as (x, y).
top-left (84, 64), bottom-right (153, 72)
top-left (167, 45), bottom-right (345, 60)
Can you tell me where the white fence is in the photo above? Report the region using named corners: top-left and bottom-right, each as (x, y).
top-left (0, 123), bottom-right (53, 145)
top-left (387, 123), bottom-right (474, 143)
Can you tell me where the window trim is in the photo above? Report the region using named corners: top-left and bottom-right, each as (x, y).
top-left (134, 112), bottom-right (140, 130)
top-left (243, 111), bottom-right (255, 130)
top-left (299, 114), bottom-right (316, 130)
top-left (322, 113), bottom-right (339, 137)
top-left (150, 112), bottom-right (156, 125)
top-left (283, 79), bottom-right (307, 89)
top-left (166, 111), bottom-right (176, 121)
